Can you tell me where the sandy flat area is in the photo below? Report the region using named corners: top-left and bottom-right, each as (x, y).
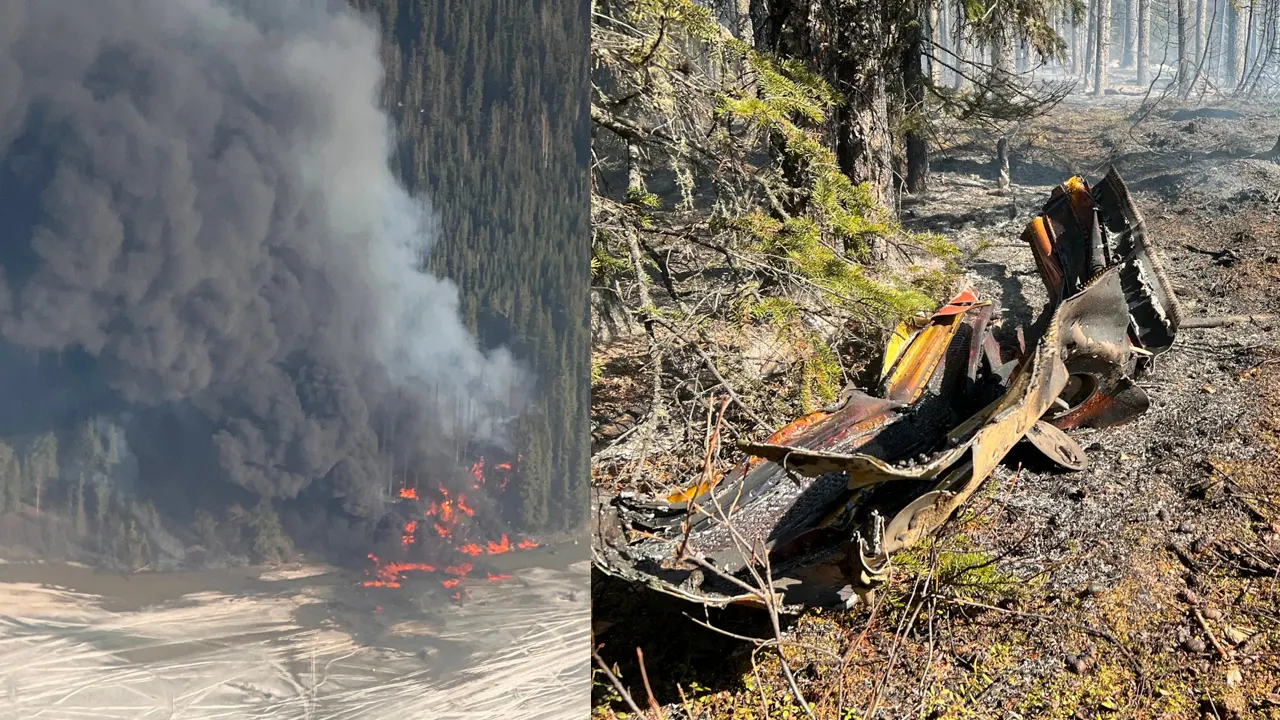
top-left (0, 559), bottom-right (589, 720)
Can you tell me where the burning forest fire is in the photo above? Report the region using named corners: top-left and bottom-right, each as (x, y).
top-left (360, 456), bottom-right (540, 596)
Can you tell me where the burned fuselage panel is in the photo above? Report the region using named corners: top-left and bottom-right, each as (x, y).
top-left (591, 167), bottom-right (1181, 611)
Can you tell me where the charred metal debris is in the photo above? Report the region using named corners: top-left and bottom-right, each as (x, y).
top-left (592, 167), bottom-right (1188, 612)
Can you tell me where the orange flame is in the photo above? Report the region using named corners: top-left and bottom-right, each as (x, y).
top-left (360, 456), bottom-right (537, 595)
top-left (486, 535), bottom-right (511, 555)
top-left (360, 554), bottom-right (437, 588)
top-left (444, 562), bottom-right (473, 577)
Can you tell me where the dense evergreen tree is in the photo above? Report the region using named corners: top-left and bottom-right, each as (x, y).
top-left (347, 0), bottom-right (590, 533)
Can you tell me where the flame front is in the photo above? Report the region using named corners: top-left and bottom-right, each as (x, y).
top-left (359, 554), bottom-right (437, 589)
top-left (360, 456), bottom-right (540, 596)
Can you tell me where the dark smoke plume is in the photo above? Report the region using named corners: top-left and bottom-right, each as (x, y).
top-left (0, 0), bottom-right (525, 519)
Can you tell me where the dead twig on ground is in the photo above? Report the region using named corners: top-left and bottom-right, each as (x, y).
top-left (1192, 608), bottom-right (1231, 660)
top-left (636, 647), bottom-right (667, 719)
top-left (593, 645), bottom-right (648, 718)
top-left (1180, 314), bottom-right (1277, 329)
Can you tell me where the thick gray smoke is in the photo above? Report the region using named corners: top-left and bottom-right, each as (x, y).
top-left (0, 0), bottom-right (524, 515)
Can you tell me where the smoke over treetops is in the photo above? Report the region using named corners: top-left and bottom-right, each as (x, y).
top-left (0, 0), bottom-right (526, 522)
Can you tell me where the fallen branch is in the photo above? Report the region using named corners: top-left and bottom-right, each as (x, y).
top-left (592, 645), bottom-right (648, 718)
top-left (1192, 608), bottom-right (1231, 660)
top-left (1180, 314), bottom-right (1277, 329)
top-left (636, 647), bottom-right (667, 719)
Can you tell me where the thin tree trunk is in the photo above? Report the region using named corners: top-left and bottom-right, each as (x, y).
top-left (1247, 0), bottom-right (1258, 69)
top-left (1215, 0), bottom-right (1228, 81)
top-left (953, 2), bottom-right (967, 90)
top-left (1095, 0), bottom-right (1112, 94)
top-left (1195, 0), bottom-right (1206, 59)
top-left (996, 136), bottom-right (1010, 190)
top-left (929, 0), bottom-right (942, 83)
top-left (624, 141), bottom-right (664, 427)
top-left (1254, 0), bottom-right (1279, 93)
top-left (1178, 0), bottom-right (1192, 96)
top-left (1189, 0), bottom-right (1222, 96)
top-left (1124, 0), bottom-right (1138, 66)
top-left (1137, 0), bottom-right (1151, 83)
top-left (1086, 0), bottom-right (1099, 87)
top-left (905, 9), bottom-right (929, 193)
top-left (1243, 0), bottom-right (1267, 91)
top-left (1073, 14), bottom-right (1083, 77)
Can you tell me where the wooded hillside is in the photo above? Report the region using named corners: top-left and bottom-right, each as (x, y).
top-left (350, 0), bottom-right (591, 533)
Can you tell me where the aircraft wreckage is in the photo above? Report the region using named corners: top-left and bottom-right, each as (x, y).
top-left (592, 167), bottom-right (1191, 612)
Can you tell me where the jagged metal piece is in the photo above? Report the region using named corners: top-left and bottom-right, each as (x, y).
top-left (591, 168), bottom-right (1180, 611)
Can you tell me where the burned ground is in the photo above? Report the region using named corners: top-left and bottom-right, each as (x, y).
top-left (591, 97), bottom-right (1280, 718)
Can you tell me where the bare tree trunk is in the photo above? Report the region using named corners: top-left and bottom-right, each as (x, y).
top-left (991, 9), bottom-right (1014, 78)
top-left (996, 136), bottom-right (1010, 190)
top-left (1086, 0), bottom-right (1099, 88)
top-left (1095, 0), bottom-right (1112, 94)
top-left (1248, 0), bottom-right (1258, 67)
top-left (1242, 0), bottom-right (1265, 90)
top-left (837, 85), bottom-right (895, 211)
top-left (1178, 0), bottom-right (1192, 96)
top-left (929, 0), bottom-right (942, 83)
top-left (953, 2), bottom-right (967, 90)
top-left (1187, 0), bottom-right (1220, 92)
top-left (1137, 0), bottom-right (1151, 83)
top-left (1255, 0), bottom-right (1280, 93)
top-left (1073, 14), bottom-right (1083, 77)
top-left (733, 0), bottom-right (754, 42)
top-left (1232, 1), bottom-right (1248, 87)
top-left (905, 9), bottom-right (929, 193)
top-left (1195, 0), bottom-right (1206, 59)
top-left (1215, 0), bottom-right (1228, 80)
top-left (624, 141), bottom-right (664, 426)
top-left (1126, 0), bottom-right (1140, 67)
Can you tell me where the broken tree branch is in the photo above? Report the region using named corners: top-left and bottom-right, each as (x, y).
top-left (1180, 314), bottom-right (1276, 329)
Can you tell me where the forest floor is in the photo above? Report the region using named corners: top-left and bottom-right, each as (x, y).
top-left (591, 92), bottom-right (1280, 719)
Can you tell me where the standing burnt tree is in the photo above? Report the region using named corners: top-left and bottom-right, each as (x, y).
top-left (753, 0), bottom-right (1075, 203)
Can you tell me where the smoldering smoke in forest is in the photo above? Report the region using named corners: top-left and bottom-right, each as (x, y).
top-left (0, 0), bottom-right (525, 518)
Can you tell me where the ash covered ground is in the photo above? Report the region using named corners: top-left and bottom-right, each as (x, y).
top-left (0, 544), bottom-right (589, 720)
top-left (592, 97), bottom-right (1280, 718)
